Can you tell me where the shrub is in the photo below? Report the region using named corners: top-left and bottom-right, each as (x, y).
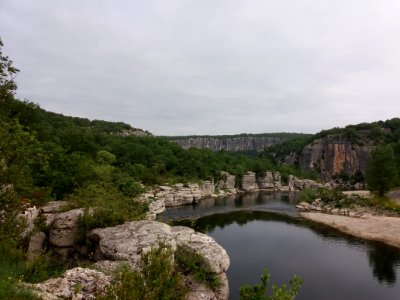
top-left (240, 269), bottom-right (302, 300)
top-left (175, 244), bottom-right (221, 291)
top-left (298, 188), bottom-right (317, 202)
top-left (99, 242), bottom-right (187, 300)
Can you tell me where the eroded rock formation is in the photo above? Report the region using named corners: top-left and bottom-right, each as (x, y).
top-left (241, 172), bottom-right (259, 192)
top-left (298, 138), bottom-right (373, 181)
top-left (171, 136), bottom-right (284, 152)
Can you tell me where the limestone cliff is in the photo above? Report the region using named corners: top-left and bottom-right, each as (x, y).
top-left (170, 136), bottom-right (285, 152)
top-left (298, 137), bottom-right (373, 181)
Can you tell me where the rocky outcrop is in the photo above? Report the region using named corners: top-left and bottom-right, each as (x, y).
top-left (40, 201), bottom-right (69, 226)
top-left (88, 220), bottom-right (230, 299)
top-left (217, 172), bottom-right (236, 194)
top-left (288, 175), bottom-right (325, 191)
top-left (257, 171), bottom-right (282, 190)
top-left (114, 128), bottom-right (152, 137)
top-left (298, 137), bottom-right (373, 181)
top-left (49, 209), bottom-right (84, 248)
top-left (202, 180), bottom-right (215, 196)
top-left (28, 267), bottom-right (111, 300)
top-left (88, 221), bottom-right (230, 273)
top-left (18, 206), bottom-right (40, 237)
top-left (241, 172), bottom-right (259, 192)
top-left (171, 136), bottom-right (285, 152)
top-left (142, 183), bottom-right (216, 211)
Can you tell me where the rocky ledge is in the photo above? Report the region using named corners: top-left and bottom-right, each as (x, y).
top-left (28, 220), bottom-right (230, 300)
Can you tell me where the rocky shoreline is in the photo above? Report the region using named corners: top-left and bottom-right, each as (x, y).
top-left (300, 212), bottom-right (400, 249)
top-left (295, 191), bottom-right (400, 249)
top-left (142, 171), bottom-right (325, 219)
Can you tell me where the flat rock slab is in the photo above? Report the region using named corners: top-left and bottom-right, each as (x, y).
top-left (88, 220), bottom-right (230, 274)
top-left (301, 212), bottom-right (400, 249)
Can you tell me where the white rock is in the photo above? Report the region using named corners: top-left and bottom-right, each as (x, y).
top-left (49, 209), bottom-right (84, 247)
top-left (28, 267), bottom-right (111, 299)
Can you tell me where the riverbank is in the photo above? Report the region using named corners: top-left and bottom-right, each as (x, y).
top-left (300, 212), bottom-right (400, 249)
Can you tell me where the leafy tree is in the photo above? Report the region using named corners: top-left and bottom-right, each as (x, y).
top-left (366, 145), bottom-right (399, 196)
top-left (0, 38), bottom-right (19, 103)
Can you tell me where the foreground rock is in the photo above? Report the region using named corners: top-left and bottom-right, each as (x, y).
top-left (88, 220), bottom-right (230, 299)
top-left (301, 212), bottom-right (400, 249)
top-left (28, 220), bottom-right (230, 299)
top-left (88, 220), bottom-right (230, 274)
top-left (28, 267), bottom-right (111, 300)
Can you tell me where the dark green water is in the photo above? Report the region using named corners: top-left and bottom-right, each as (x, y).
top-left (160, 192), bottom-right (400, 300)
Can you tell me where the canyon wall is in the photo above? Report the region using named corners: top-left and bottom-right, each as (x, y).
top-left (298, 137), bottom-right (373, 181)
top-left (170, 136), bottom-right (285, 152)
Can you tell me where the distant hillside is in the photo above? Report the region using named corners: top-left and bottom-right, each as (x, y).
top-left (168, 133), bottom-right (312, 152)
top-left (2, 99), bottom-right (151, 139)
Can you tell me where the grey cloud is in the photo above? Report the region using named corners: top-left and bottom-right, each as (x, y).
top-left (1, 0), bottom-right (400, 135)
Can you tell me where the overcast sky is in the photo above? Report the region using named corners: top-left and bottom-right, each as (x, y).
top-left (1, 0), bottom-right (400, 135)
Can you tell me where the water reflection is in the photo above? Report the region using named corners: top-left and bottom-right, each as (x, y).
top-left (368, 246), bottom-right (400, 285)
top-left (160, 192), bottom-right (400, 296)
top-left (172, 210), bottom-right (400, 287)
top-left (159, 191), bottom-right (299, 221)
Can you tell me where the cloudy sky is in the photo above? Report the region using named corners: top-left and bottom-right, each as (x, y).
top-left (1, 0), bottom-right (400, 135)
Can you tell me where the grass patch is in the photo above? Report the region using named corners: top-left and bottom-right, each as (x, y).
top-left (175, 244), bottom-right (221, 291)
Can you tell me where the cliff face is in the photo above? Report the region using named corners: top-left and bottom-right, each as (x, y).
top-left (298, 138), bottom-right (373, 181)
top-left (171, 136), bottom-right (284, 152)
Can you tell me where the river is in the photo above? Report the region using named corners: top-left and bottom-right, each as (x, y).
top-left (159, 192), bottom-right (400, 300)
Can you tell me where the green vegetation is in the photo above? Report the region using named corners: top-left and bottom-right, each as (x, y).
top-left (366, 145), bottom-right (399, 197)
top-left (99, 242), bottom-right (302, 300)
top-left (0, 216), bottom-right (65, 299)
top-left (175, 244), bottom-right (221, 291)
top-left (240, 269), bottom-right (302, 300)
top-left (99, 242), bottom-right (187, 300)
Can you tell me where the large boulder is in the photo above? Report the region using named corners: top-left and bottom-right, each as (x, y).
top-left (241, 171), bottom-right (259, 192)
top-left (217, 172), bottom-right (236, 192)
top-left (88, 220), bottom-right (230, 274)
top-left (202, 180), bottom-right (215, 196)
top-left (49, 209), bottom-right (84, 247)
top-left (257, 171), bottom-right (275, 189)
top-left (257, 171), bottom-right (282, 190)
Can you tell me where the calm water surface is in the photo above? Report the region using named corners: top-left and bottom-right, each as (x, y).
top-left (160, 192), bottom-right (400, 300)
